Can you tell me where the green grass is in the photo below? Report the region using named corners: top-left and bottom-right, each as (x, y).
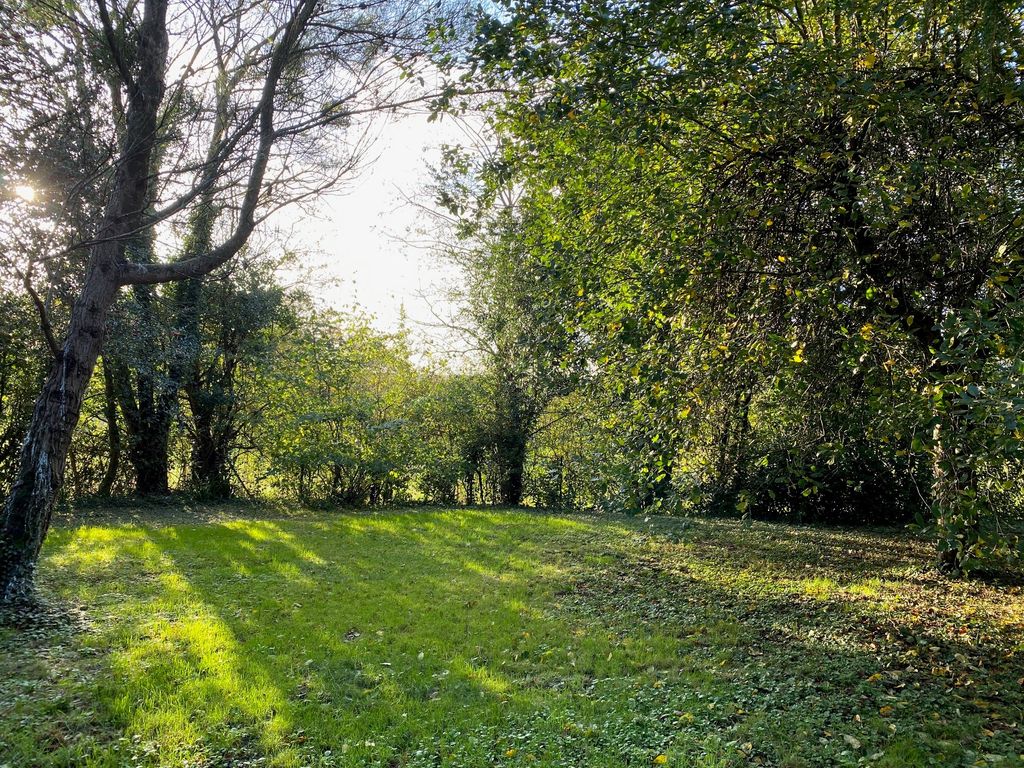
top-left (1, 507), bottom-right (1023, 767)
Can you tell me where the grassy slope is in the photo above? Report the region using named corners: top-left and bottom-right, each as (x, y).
top-left (1, 508), bottom-right (1022, 768)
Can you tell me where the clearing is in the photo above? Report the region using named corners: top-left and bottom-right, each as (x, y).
top-left (1, 507), bottom-right (1022, 767)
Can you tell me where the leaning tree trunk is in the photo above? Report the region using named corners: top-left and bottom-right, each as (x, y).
top-left (0, 0), bottom-right (169, 601)
top-left (0, 253), bottom-right (121, 599)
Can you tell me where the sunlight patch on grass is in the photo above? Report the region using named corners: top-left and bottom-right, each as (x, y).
top-left (47, 525), bottom-right (157, 573)
top-left (453, 658), bottom-right (513, 695)
top-left (800, 576), bottom-right (840, 598)
top-left (101, 542), bottom-right (290, 764)
top-left (847, 577), bottom-right (883, 597)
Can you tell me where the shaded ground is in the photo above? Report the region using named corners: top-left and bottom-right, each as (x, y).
top-left (1, 506), bottom-right (1022, 767)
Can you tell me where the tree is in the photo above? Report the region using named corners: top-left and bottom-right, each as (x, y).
top-left (179, 255), bottom-right (289, 499)
top-left (426, 139), bottom-right (576, 505)
top-left (471, 0), bottom-right (1024, 568)
top-left (0, 0), bottom-right (443, 600)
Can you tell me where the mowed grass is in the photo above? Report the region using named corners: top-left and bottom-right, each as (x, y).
top-left (1, 508), bottom-right (1023, 768)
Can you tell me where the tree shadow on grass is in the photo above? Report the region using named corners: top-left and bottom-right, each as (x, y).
top-left (560, 518), bottom-right (1024, 766)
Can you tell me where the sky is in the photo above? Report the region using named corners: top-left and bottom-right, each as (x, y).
top-left (282, 109), bottom-right (470, 349)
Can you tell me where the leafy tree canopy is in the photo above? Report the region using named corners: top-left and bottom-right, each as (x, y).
top-left (465, 0), bottom-right (1024, 570)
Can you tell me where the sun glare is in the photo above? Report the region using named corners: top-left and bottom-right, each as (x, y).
top-left (13, 184), bottom-right (36, 202)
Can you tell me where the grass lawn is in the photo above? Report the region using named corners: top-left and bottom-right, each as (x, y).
top-left (1, 506), bottom-right (1023, 768)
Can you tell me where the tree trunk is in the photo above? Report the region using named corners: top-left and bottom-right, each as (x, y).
top-left (0, 255), bottom-right (120, 600)
top-left (492, 374), bottom-right (540, 507)
top-left (109, 357), bottom-right (172, 496)
top-left (107, 228), bottom-right (174, 497)
top-left (497, 445), bottom-right (526, 506)
top-left (0, 0), bottom-right (169, 601)
top-left (493, 407), bottom-right (529, 506)
top-left (130, 427), bottom-right (170, 495)
top-left (190, 406), bottom-right (231, 499)
top-left (929, 407), bottom-right (982, 574)
top-left (96, 359), bottom-right (121, 496)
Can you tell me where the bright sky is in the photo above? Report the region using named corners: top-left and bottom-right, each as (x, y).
top-left (284, 110), bottom-right (469, 349)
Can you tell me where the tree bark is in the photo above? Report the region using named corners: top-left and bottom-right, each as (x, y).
top-left (493, 376), bottom-right (535, 507)
top-left (96, 359), bottom-right (120, 497)
top-left (0, 252), bottom-right (121, 599)
top-left (496, 433), bottom-right (527, 506)
top-left (129, 424), bottom-right (170, 495)
top-left (109, 355), bottom-right (172, 496)
top-left (189, 396), bottom-right (232, 499)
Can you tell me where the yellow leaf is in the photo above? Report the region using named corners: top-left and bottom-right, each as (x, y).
top-left (506, 749), bottom-right (518, 757)
top-left (879, 705), bottom-right (894, 716)
top-left (867, 673), bottom-right (884, 683)
top-left (654, 756), bottom-right (668, 765)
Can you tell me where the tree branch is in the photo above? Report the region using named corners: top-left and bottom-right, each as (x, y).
top-left (16, 266), bottom-right (59, 359)
top-left (118, 0), bottom-right (318, 286)
top-left (97, 0), bottom-right (135, 91)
